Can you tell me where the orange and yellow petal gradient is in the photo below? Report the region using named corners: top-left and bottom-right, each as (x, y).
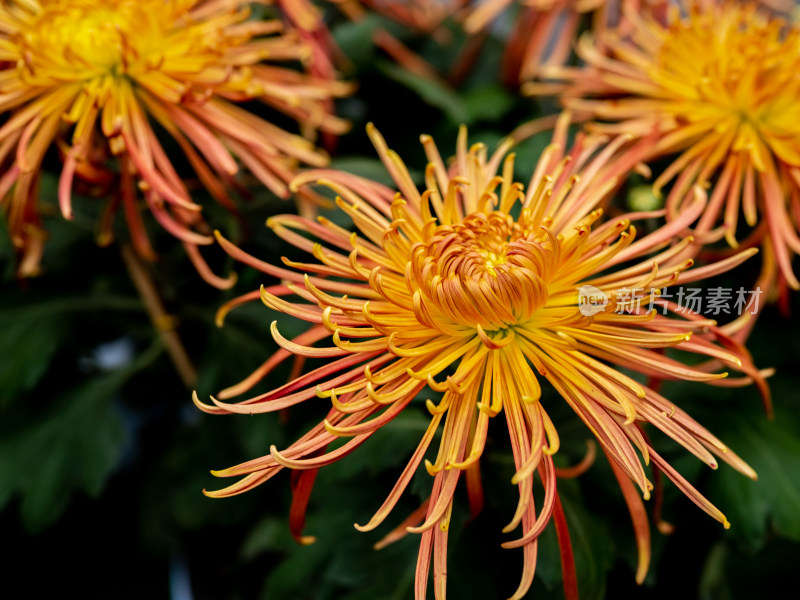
top-left (465, 0), bottom-right (671, 85)
top-left (533, 0), bottom-right (800, 297)
top-left (0, 0), bottom-right (350, 283)
top-left (358, 0), bottom-right (465, 31)
top-left (196, 116), bottom-right (769, 598)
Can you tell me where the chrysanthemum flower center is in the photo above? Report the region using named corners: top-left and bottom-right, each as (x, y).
top-left (20, 1), bottom-right (160, 74)
top-left (479, 247), bottom-right (507, 273)
top-left (407, 211), bottom-right (552, 332)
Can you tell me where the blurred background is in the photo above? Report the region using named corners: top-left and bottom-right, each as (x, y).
top-left (2, 6), bottom-right (800, 599)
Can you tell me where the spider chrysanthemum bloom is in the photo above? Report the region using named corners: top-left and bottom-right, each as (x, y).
top-left (532, 0), bottom-right (800, 294)
top-left (308, 1), bottom-right (469, 82)
top-left (196, 118), bottom-right (769, 598)
top-left (0, 0), bottom-right (350, 283)
top-left (355, 0), bottom-right (465, 32)
top-left (276, 0), bottom-right (341, 80)
top-left (464, 0), bottom-right (668, 85)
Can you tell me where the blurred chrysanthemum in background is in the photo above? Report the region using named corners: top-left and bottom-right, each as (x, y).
top-left (304, 0), bottom-right (469, 82)
top-left (532, 0), bottom-right (800, 298)
top-left (0, 0), bottom-right (351, 284)
top-left (464, 0), bottom-right (669, 85)
top-left (196, 117), bottom-right (769, 598)
top-left (351, 0), bottom-right (465, 32)
top-left (276, 0), bottom-right (343, 81)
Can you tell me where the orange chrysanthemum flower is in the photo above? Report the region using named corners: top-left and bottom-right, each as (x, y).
top-left (276, 0), bottom-right (341, 79)
top-left (0, 0), bottom-right (350, 283)
top-left (281, 0), bottom-right (464, 39)
top-left (464, 0), bottom-right (668, 84)
top-left (533, 0), bottom-right (800, 296)
top-left (196, 118), bottom-right (769, 598)
top-left (355, 0), bottom-right (465, 32)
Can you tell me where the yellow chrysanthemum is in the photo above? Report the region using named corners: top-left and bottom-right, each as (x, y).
top-left (533, 0), bottom-right (800, 296)
top-left (0, 0), bottom-right (350, 283)
top-left (196, 118), bottom-right (769, 599)
top-left (464, 0), bottom-right (671, 84)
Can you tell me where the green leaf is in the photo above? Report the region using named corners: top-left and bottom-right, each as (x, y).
top-left (257, 479), bottom-right (419, 600)
top-left (377, 62), bottom-right (468, 124)
top-left (560, 488), bottom-right (616, 600)
top-left (711, 409), bottom-right (800, 550)
top-left (260, 540), bottom-right (331, 600)
top-left (241, 516), bottom-right (290, 560)
top-left (0, 317), bottom-right (69, 408)
top-left (332, 15), bottom-right (380, 70)
top-left (698, 542), bottom-right (732, 600)
top-left (0, 295), bottom-right (142, 323)
top-left (0, 293), bottom-right (142, 408)
top-left (324, 409), bottom-right (433, 481)
top-left (699, 537), bottom-right (800, 600)
top-left (328, 156), bottom-right (421, 188)
top-left (462, 84), bottom-right (515, 125)
top-left (0, 214), bottom-right (16, 282)
top-left (627, 185), bottom-right (664, 212)
top-left (0, 340), bottom-right (161, 531)
top-left (512, 129), bottom-right (557, 180)
top-left (0, 383), bottom-right (126, 530)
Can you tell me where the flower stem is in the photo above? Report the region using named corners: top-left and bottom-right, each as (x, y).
top-left (121, 245), bottom-right (197, 389)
